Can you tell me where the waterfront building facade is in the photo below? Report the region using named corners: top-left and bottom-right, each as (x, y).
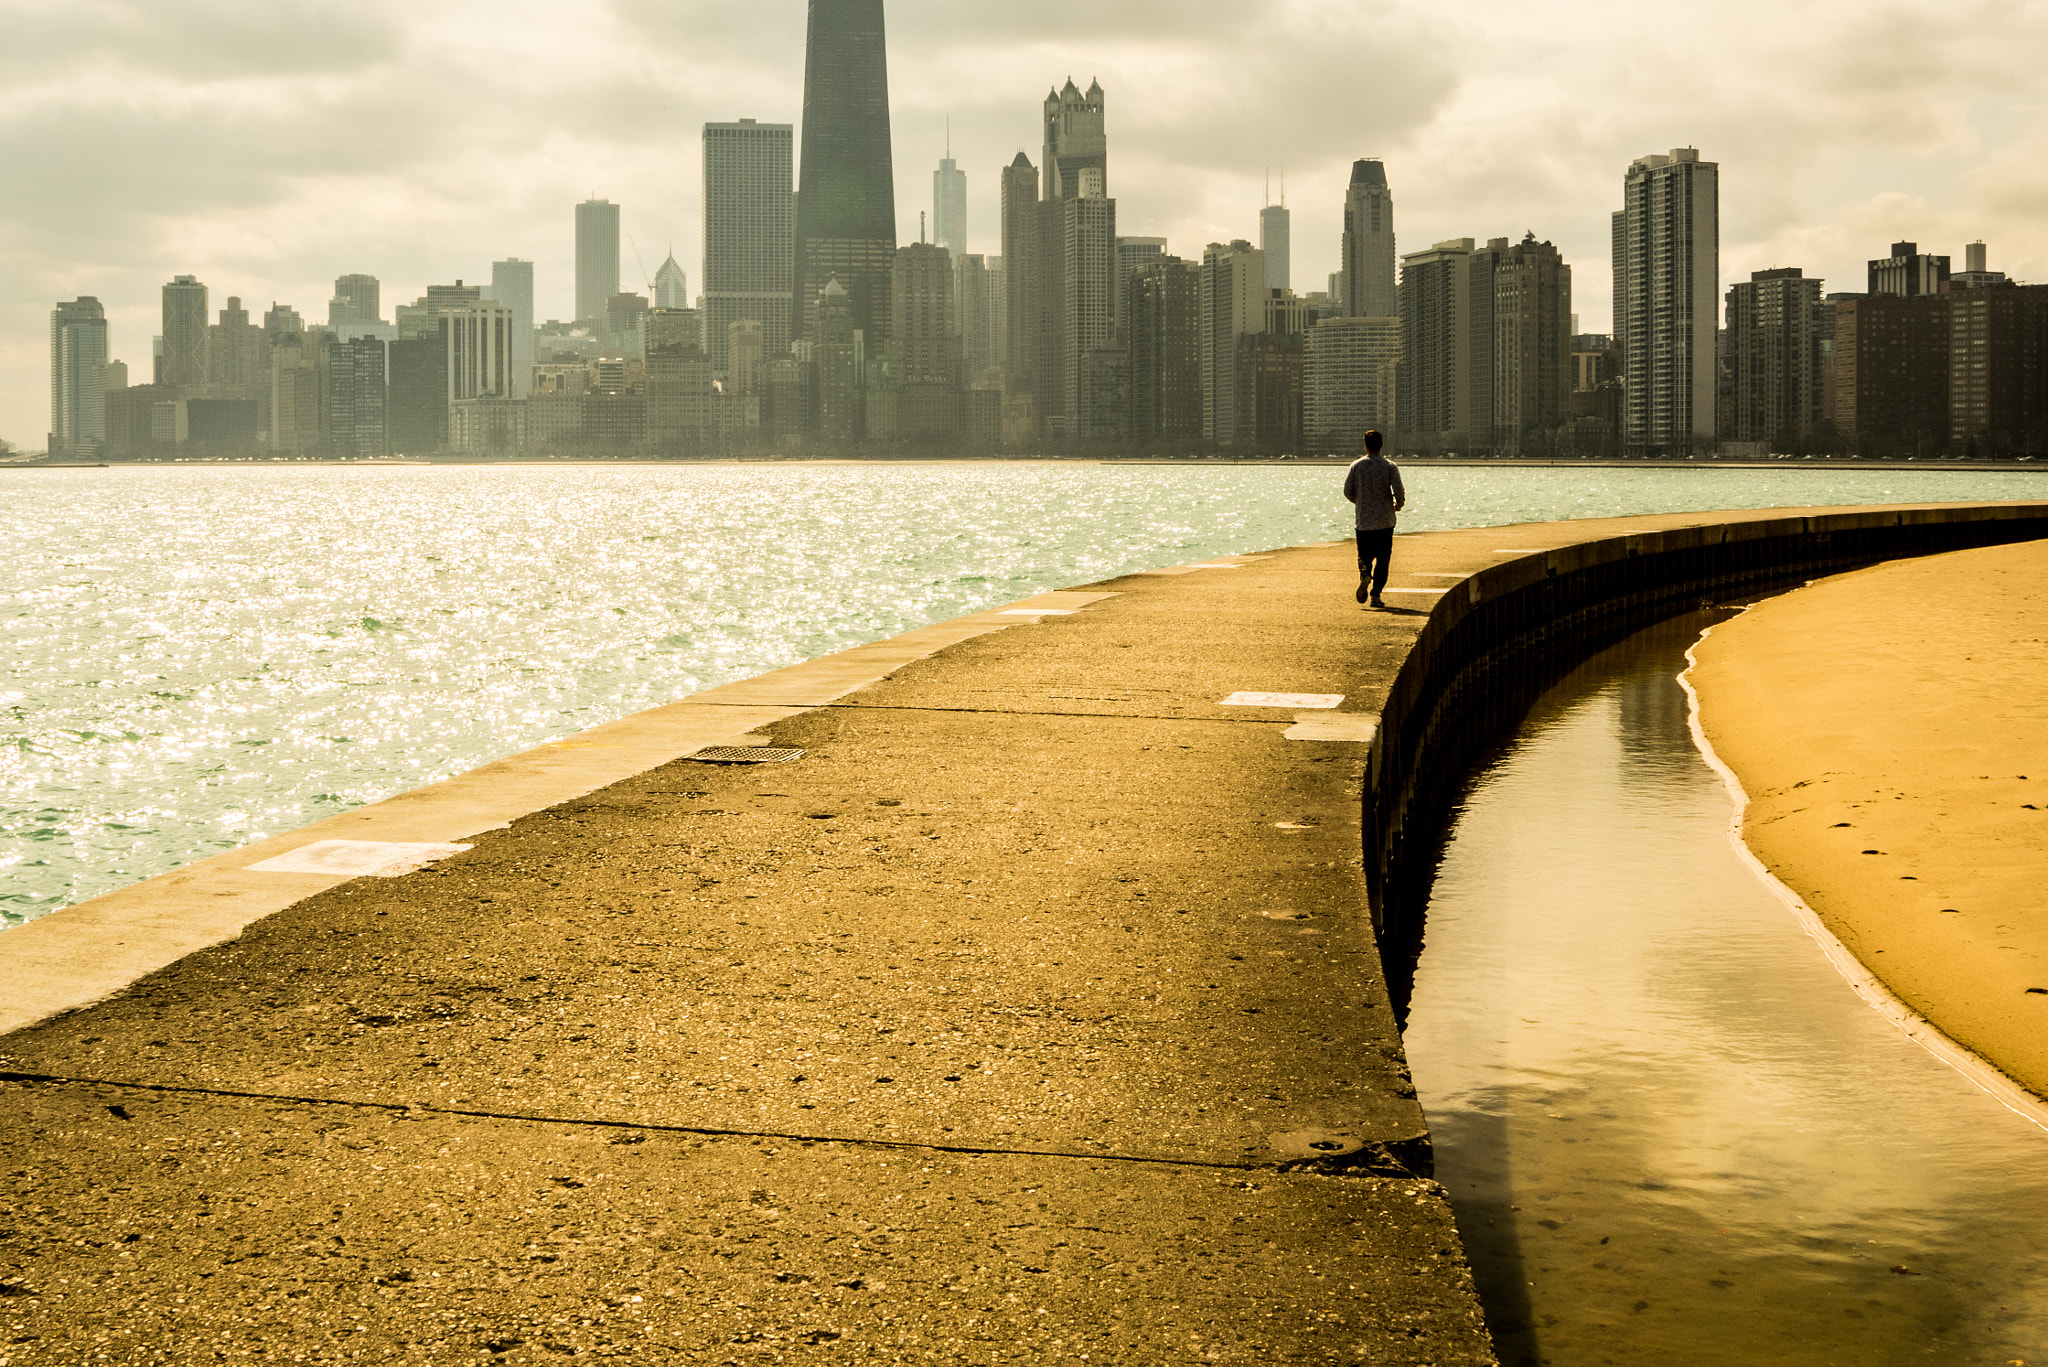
top-left (1726, 267), bottom-right (1823, 452)
top-left (1127, 256), bottom-right (1201, 444)
top-left (1200, 239), bottom-right (1266, 447)
top-left (704, 118), bottom-right (794, 373)
top-left (327, 335), bottom-right (388, 457)
top-left (1490, 235), bottom-right (1573, 456)
top-left (49, 297), bottom-right (109, 456)
top-left (1614, 148), bottom-right (1719, 455)
top-left (1306, 315), bottom-right (1400, 452)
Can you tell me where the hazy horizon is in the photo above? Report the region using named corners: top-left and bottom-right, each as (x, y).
top-left (6, 0), bottom-right (2046, 449)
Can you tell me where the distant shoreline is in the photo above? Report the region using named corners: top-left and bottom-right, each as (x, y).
top-left (4, 455), bottom-right (2042, 472)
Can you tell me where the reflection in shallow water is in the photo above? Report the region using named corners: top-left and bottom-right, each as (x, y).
top-left (1403, 612), bottom-right (2048, 1365)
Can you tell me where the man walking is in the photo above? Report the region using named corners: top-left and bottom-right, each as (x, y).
top-left (1343, 429), bottom-right (1405, 608)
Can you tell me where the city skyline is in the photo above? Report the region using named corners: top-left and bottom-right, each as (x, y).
top-left (5, 0), bottom-right (2048, 446)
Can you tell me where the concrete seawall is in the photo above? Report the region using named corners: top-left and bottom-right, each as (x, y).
top-left (0, 500), bottom-right (2042, 1364)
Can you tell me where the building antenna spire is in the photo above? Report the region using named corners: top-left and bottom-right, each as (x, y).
top-left (946, 114), bottom-right (951, 159)
top-left (920, 210), bottom-right (927, 244)
top-left (1280, 173), bottom-right (1286, 208)
top-left (1264, 168), bottom-right (1270, 207)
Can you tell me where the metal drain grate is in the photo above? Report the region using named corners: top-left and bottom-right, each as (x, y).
top-left (686, 745), bottom-right (806, 765)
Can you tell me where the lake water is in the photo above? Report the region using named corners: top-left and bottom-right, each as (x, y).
top-left (6, 461), bottom-right (2046, 922)
top-left (1402, 612), bottom-right (2048, 1365)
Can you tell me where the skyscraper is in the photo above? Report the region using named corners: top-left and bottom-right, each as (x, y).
top-left (206, 297), bottom-right (264, 391)
top-left (328, 274), bottom-right (382, 326)
top-left (161, 275), bottom-right (208, 390)
top-left (704, 119), bottom-right (795, 373)
top-left (487, 259), bottom-right (535, 399)
top-left (49, 297), bottom-right (109, 456)
top-left (576, 199), bottom-right (622, 328)
top-left (1397, 238), bottom-right (1477, 441)
top-left (955, 254), bottom-right (997, 378)
top-left (1614, 147), bottom-right (1719, 455)
top-left (1260, 195), bottom-right (1291, 292)
top-left (1042, 79), bottom-right (1106, 199)
top-left (1306, 316), bottom-right (1400, 451)
top-left (1127, 256), bottom-right (1200, 444)
top-left (934, 148), bottom-right (967, 258)
top-left (1341, 160), bottom-right (1396, 317)
top-left (792, 0), bottom-right (896, 350)
top-left (653, 253), bottom-right (689, 309)
top-left (1114, 236), bottom-right (1167, 342)
top-left (1489, 235), bottom-right (1573, 456)
top-left (1200, 239), bottom-right (1266, 446)
top-left (1000, 152), bottom-right (1040, 408)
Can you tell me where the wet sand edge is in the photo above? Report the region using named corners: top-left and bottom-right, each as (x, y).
top-left (1686, 540), bottom-right (2048, 1106)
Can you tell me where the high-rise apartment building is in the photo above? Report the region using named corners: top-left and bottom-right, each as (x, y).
top-left (1127, 256), bottom-right (1201, 444)
top-left (1341, 161), bottom-right (1396, 317)
top-left (49, 297), bottom-right (109, 456)
top-left (486, 259), bottom-right (535, 399)
top-left (1725, 267), bottom-right (1823, 451)
top-left (387, 328), bottom-right (449, 454)
top-left (726, 320), bottom-right (764, 395)
top-left (442, 300), bottom-right (517, 404)
top-left (205, 297), bottom-right (265, 392)
top-left (605, 293), bottom-right (651, 358)
top-left (269, 333), bottom-right (325, 454)
top-left (792, 0), bottom-right (896, 351)
top-left (1200, 239), bottom-right (1266, 446)
top-left (161, 275), bottom-right (209, 390)
top-left (328, 274), bottom-right (382, 326)
top-left (1114, 236), bottom-right (1167, 341)
top-left (576, 199), bottom-right (622, 328)
top-left (1398, 238), bottom-right (1477, 441)
top-left (1946, 283), bottom-right (2048, 457)
top-left (1614, 148), bottom-right (1719, 455)
top-left (1489, 235), bottom-right (1572, 455)
top-left (1305, 316), bottom-right (1400, 451)
top-left (327, 336), bottom-right (388, 457)
top-left (1868, 241), bottom-right (1950, 299)
top-left (934, 152), bottom-right (967, 258)
top-left (1260, 199), bottom-right (1291, 292)
top-left (705, 118), bottom-right (795, 374)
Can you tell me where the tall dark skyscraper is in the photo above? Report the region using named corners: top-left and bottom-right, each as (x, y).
top-left (792, 0), bottom-right (897, 348)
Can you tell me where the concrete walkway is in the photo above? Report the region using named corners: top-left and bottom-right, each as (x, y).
top-left (2, 531), bottom-right (1525, 1365)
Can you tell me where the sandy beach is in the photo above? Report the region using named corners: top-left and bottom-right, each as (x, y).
top-left (1689, 538), bottom-right (2048, 1100)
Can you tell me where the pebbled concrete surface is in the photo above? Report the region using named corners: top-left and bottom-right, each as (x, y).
top-left (0, 536), bottom-right (1537, 1363)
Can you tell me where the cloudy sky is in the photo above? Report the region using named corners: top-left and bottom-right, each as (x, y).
top-left (5, 0), bottom-right (2047, 448)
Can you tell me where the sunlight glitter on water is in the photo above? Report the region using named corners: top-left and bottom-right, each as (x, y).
top-left (5, 461), bottom-right (2046, 922)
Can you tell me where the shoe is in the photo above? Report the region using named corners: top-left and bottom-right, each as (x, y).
top-left (1355, 582), bottom-right (1369, 603)
top-left (1369, 596), bottom-right (1385, 609)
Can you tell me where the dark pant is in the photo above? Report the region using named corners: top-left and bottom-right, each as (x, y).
top-left (1356, 528), bottom-right (1393, 597)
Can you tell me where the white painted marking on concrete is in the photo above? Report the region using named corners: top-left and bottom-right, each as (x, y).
top-left (998, 608), bottom-right (1075, 615)
top-left (1221, 692), bottom-right (1344, 709)
top-left (1380, 587), bottom-right (1447, 594)
top-left (1284, 715), bottom-right (1379, 743)
top-left (246, 840), bottom-right (473, 879)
